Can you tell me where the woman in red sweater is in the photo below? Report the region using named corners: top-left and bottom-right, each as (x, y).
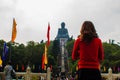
top-left (72, 21), bottom-right (104, 80)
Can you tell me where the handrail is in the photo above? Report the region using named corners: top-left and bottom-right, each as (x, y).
top-left (1, 67), bottom-right (120, 80)
top-left (0, 66), bottom-right (51, 80)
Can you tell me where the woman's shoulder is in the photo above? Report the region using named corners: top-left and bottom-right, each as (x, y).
top-left (75, 38), bottom-right (81, 43)
top-left (94, 38), bottom-right (102, 42)
top-left (76, 37), bottom-right (81, 41)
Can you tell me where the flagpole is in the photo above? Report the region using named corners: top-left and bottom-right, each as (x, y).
top-left (46, 23), bottom-right (50, 70)
top-left (9, 42), bottom-right (12, 62)
top-left (10, 18), bottom-right (17, 62)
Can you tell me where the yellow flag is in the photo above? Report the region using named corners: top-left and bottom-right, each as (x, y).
top-left (0, 56), bottom-right (2, 67)
top-left (103, 66), bottom-right (106, 72)
top-left (76, 65), bottom-right (78, 71)
top-left (44, 65), bottom-right (46, 70)
top-left (11, 18), bottom-right (17, 42)
top-left (44, 45), bottom-right (48, 64)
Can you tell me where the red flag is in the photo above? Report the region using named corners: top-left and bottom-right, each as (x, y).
top-left (22, 64), bottom-right (25, 71)
top-left (42, 54), bottom-right (45, 70)
top-left (50, 65), bottom-right (52, 71)
top-left (47, 23), bottom-right (50, 46)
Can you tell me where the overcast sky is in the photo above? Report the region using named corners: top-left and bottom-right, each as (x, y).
top-left (0, 0), bottom-right (120, 44)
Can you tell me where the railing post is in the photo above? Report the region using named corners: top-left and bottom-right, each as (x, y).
top-left (108, 68), bottom-right (112, 80)
top-left (47, 67), bottom-right (51, 80)
top-left (25, 66), bottom-right (31, 80)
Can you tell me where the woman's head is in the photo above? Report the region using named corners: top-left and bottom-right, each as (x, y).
top-left (80, 21), bottom-right (98, 43)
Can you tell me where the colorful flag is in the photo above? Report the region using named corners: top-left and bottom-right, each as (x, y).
top-left (103, 66), bottom-right (106, 72)
top-left (118, 67), bottom-right (120, 72)
top-left (2, 42), bottom-right (9, 61)
top-left (44, 65), bottom-right (46, 70)
top-left (50, 65), bottom-right (52, 71)
top-left (32, 64), bottom-right (35, 71)
top-left (11, 18), bottom-right (17, 42)
top-left (76, 65), bottom-right (78, 71)
top-left (42, 54), bottom-right (45, 70)
top-left (0, 56), bottom-right (2, 67)
top-left (41, 23), bottom-right (50, 70)
top-left (22, 64), bottom-right (25, 71)
top-left (113, 66), bottom-right (116, 72)
top-left (44, 45), bottom-right (48, 64)
top-left (47, 23), bottom-right (50, 46)
top-left (16, 64), bottom-right (18, 71)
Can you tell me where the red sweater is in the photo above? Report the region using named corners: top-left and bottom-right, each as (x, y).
top-left (72, 38), bottom-right (104, 69)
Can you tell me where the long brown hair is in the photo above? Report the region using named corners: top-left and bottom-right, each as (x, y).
top-left (80, 21), bottom-right (98, 43)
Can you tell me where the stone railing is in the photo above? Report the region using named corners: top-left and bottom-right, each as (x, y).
top-left (1, 67), bottom-right (120, 80)
top-left (101, 68), bottom-right (120, 80)
top-left (0, 66), bottom-right (51, 80)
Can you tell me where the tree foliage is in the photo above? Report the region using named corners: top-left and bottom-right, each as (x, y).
top-left (66, 41), bottom-right (120, 72)
top-left (1, 39), bottom-right (120, 73)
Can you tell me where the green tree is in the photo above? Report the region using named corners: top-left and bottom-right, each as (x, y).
top-left (102, 42), bottom-right (120, 67)
top-left (66, 39), bottom-right (75, 57)
top-left (0, 40), bottom-right (5, 57)
top-left (52, 40), bottom-right (60, 61)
